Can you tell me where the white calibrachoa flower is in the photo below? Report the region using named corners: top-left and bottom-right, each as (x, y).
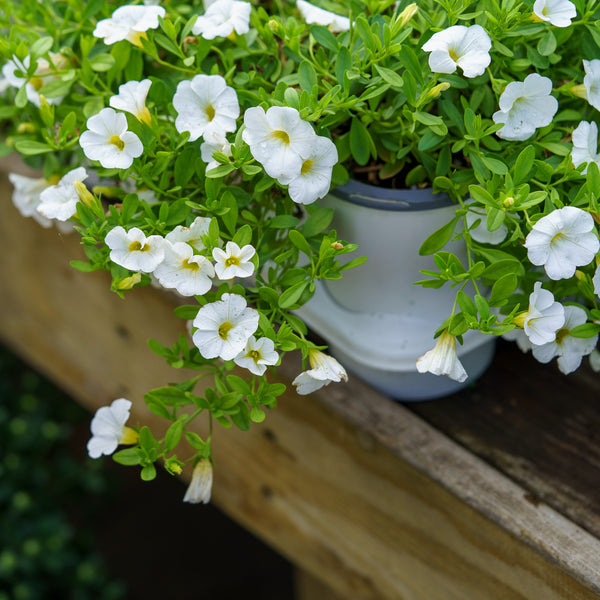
top-left (165, 216), bottom-right (212, 251)
top-left (589, 349), bottom-right (600, 372)
top-left (212, 241), bottom-right (256, 280)
top-left (518, 282), bottom-right (565, 346)
top-left (87, 398), bottom-right (139, 459)
top-left (8, 173), bottom-right (53, 228)
top-left (153, 241), bottom-right (215, 296)
top-left (79, 108), bottom-right (144, 169)
top-left (109, 79), bottom-right (152, 125)
top-left (493, 74), bottom-right (558, 141)
top-left (583, 59), bottom-right (600, 112)
top-left (173, 74), bottom-right (239, 141)
top-left (502, 328), bottom-right (532, 353)
top-left (533, 0), bottom-right (576, 27)
top-left (234, 336), bottom-right (279, 376)
top-left (201, 130), bottom-right (232, 171)
top-left (278, 136), bottom-right (338, 205)
top-left (531, 306), bottom-right (598, 374)
top-left (593, 264), bottom-right (600, 297)
top-left (571, 121), bottom-right (600, 174)
top-left (422, 25), bottom-right (492, 78)
top-left (37, 167), bottom-right (88, 221)
top-left (93, 4), bottom-right (165, 46)
top-left (524, 206), bottom-right (600, 280)
top-left (192, 293), bottom-right (259, 360)
top-left (243, 106), bottom-right (316, 179)
top-left (183, 459), bottom-right (213, 504)
top-left (416, 330), bottom-right (468, 382)
top-left (296, 0), bottom-right (350, 32)
top-left (192, 0), bottom-right (252, 40)
top-left (292, 349), bottom-right (348, 395)
top-left (105, 226), bottom-right (165, 273)
top-left (2, 54), bottom-right (64, 107)
top-left (465, 208), bottom-right (508, 244)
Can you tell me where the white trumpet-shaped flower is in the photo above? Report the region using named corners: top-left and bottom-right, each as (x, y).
top-left (173, 74), bottom-right (239, 141)
top-left (183, 459), bottom-right (213, 504)
top-left (105, 226), bottom-right (165, 273)
top-left (8, 173), bottom-right (53, 228)
top-left (234, 336), bottom-right (279, 376)
top-left (192, 0), bottom-right (252, 40)
top-left (201, 130), bottom-right (232, 171)
top-left (79, 108), bottom-right (143, 169)
top-left (493, 74), bottom-right (558, 141)
top-left (571, 121), bottom-right (600, 174)
top-left (93, 4), bottom-right (165, 46)
top-left (153, 241), bottom-right (215, 296)
top-left (296, 0), bottom-right (350, 32)
top-left (2, 54), bottom-right (64, 107)
top-left (524, 206), bottom-right (599, 280)
top-left (109, 79), bottom-right (152, 125)
top-left (37, 167), bottom-right (88, 221)
top-left (212, 241), bottom-right (256, 280)
top-left (465, 208), bottom-right (508, 244)
top-left (533, 0), bottom-right (576, 27)
top-left (242, 106), bottom-right (316, 180)
top-left (519, 282), bottom-right (565, 346)
top-left (531, 305), bottom-right (597, 374)
top-left (583, 59), bottom-right (600, 112)
top-left (422, 25), bottom-right (492, 78)
top-left (87, 398), bottom-right (139, 459)
top-left (192, 293), bottom-right (259, 360)
top-left (278, 135), bottom-right (338, 205)
top-left (416, 330), bottom-right (468, 382)
top-left (165, 216), bottom-right (212, 251)
top-left (292, 349), bottom-right (348, 395)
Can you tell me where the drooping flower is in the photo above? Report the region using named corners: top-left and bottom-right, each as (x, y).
top-left (79, 107), bottom-right (144, 169)
top-left (37, 167), bottom-right (88, 221)
top-left (109, 79), bottom-right (152, 125)
top-left (165, 216), bottom-right (212, 251)
top-left (517, 282), bottom-right (565, 346)
top-left (292, 349), bottom-right (348, 395)
top-left (87, 398), bottom-right (139, 459)
top-left (583, 59), bottom-right (600, 112)
top-left (173, 74), bottom-right (239, 141)
top-left (571, 121), bottom-right (600, 174)
top-left (493, 74), bottom-right (558, 141)
top-left (242, 106), bottom-right (316, 180)
top-left (416, 330), bottom-right (468, 382)
top-left (200, 130), bottom-right (232, 171)
top-left (8, 173), bottom-right (53, 228)
top-left (533, 0), bottom-right (576, 27)
top-left (422, 25), bottom-right (492, 78)
top-left (183, 459), bottom-right (213, 504)
top-left (105, 226), bottom-right (165, 273)
top-left (524, 206), bottom-right (599, 280)
top-left (192, 293), bottom-right (259, 360)
top-left (93, 4), bottom-right (165, 46)
top-left (153, 241), bottom-right (215, 296)
top-left (277, 135), bottom-right (338, 205)
top-left (296, 0), bottom-right (350, 32)
top-left (465, 207), bottom-right (508, 244)
top-left (192, 0), bottom-right (251, 40)
top-left (212, 241), bottom-right (256, 280)
top-left (234, 336), bottom-right (279, 376)
top-left (531, 305), bottom-right (597, 374)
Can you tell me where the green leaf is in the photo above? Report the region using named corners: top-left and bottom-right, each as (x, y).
top-left (230, 402), bottom-right (251, 431)
top-left (513, 145), bottom-right (536, 185)
top-left (145, 386), bottom-right (189, 407)
top-left (457, 291), bottom-right (477, 317)
top-left (113, 448), bottom-right (141, 466)
top-left (288, 229), bottom-right (312, 255)
top-left (146, 401), bottom-right (171, 420)
top-left (419, 217), bottom-right (458, 255)
top-left (164, 421), bottom-right (183, 452)
top-left (30, 36), bottom-right (53, 58)
top-left (185, 431), bottom-right (210, 453)
top-left (374, 64), bottom-right (403, 88)
top-left (141, 464), bottom-right (157, 481)
top-left (570, 323), bottom-right (600, 338)
top-left (14, 140), bottom-right (53, 155)
top-left (298, 61), bottom-right (317, 92)
top-left (489, 274), bottom-right (518, 305)
top-left (269, 214), bottom-right (299, 228)
top-left (279, 281), bottom-right (309, 308)
top-left (90, 53), bottom-right (115, 71)
top-left (537, 31), bottom-right (557, 56)
top-left (301, 207), bottom-right (333, 237)
top-left (481, 156), bottom-right (507, 175)
top-left (350, 117), bottom-right (373, 166)
top-left (310, 25), bottom-right (339, 51)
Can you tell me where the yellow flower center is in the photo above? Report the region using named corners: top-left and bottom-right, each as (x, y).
top-left (225, 256), bottom-right (240, 267)
top-left (555, 328), bottom-right (569, 344)
top-left (301, 159), bottom-right (314, 175)
top-left (128, 240), bottom-right (149, 252)
top-left (109, 135), bottom-right (125, 151)
top-left (448, 47), bottom-right (460, 63)
top-left (218, 321), bottom-right (234, 340)
top-left (205, 104), bottom-right (216, 121)
top-left (248, 349), bottom-right (261, 361)
top-left (183, 258), bottom-right (200, 271)
top-left (30, 76), bottom-right (44, 91)
top-left (272, 130), bottom-right (290, 144)
top-left (551, 232), bottom-right (564, 245)
top-left (128, 31), bottom-right (148, 48)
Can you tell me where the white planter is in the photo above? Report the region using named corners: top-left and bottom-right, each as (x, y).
top-left (297, 180), bottom-right (496, 401)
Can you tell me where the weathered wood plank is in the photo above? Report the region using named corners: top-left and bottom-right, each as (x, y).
top-left (2, 161), bottom-right (600, 600)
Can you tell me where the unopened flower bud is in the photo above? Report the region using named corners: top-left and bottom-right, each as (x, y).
top-left (268, 19), bottom-right (280, 33)
top-left (427, 82), bottom-right (450, 100)
top-left (574, 269), bottom-right (585, 281)
top-left (116, 273), bottom-right (142, 290)
top-left (570, 83), bottom-right (587, 100)
top-left (503, 196), bottom-right (515, 208)
top-left (170, 463), bottom-right (183, 475)
top-left (17, 123), bottom-right (36, 134)
top-left (398, 3), bottom-right (418, 27)
top-left (73, 179), bottom-right (96, 209)
top-left (331, 241), bottom-right (344, 250)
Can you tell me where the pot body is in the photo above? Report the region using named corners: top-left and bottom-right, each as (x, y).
top-left (296, 180), bottom-right (495, 401)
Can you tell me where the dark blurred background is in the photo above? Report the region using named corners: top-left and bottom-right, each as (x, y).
top-left (0, 345), bottom-right (294, 600)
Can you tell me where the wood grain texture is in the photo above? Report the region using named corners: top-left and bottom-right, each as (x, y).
top-left (1, 161), bottom-right (600, 600)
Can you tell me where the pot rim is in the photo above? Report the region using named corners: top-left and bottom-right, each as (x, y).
top-left (331, 178), bottom-right (453, 211)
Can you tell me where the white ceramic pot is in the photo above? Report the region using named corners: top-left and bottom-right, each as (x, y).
top-left (296, 179), bottom-right (496, 401)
